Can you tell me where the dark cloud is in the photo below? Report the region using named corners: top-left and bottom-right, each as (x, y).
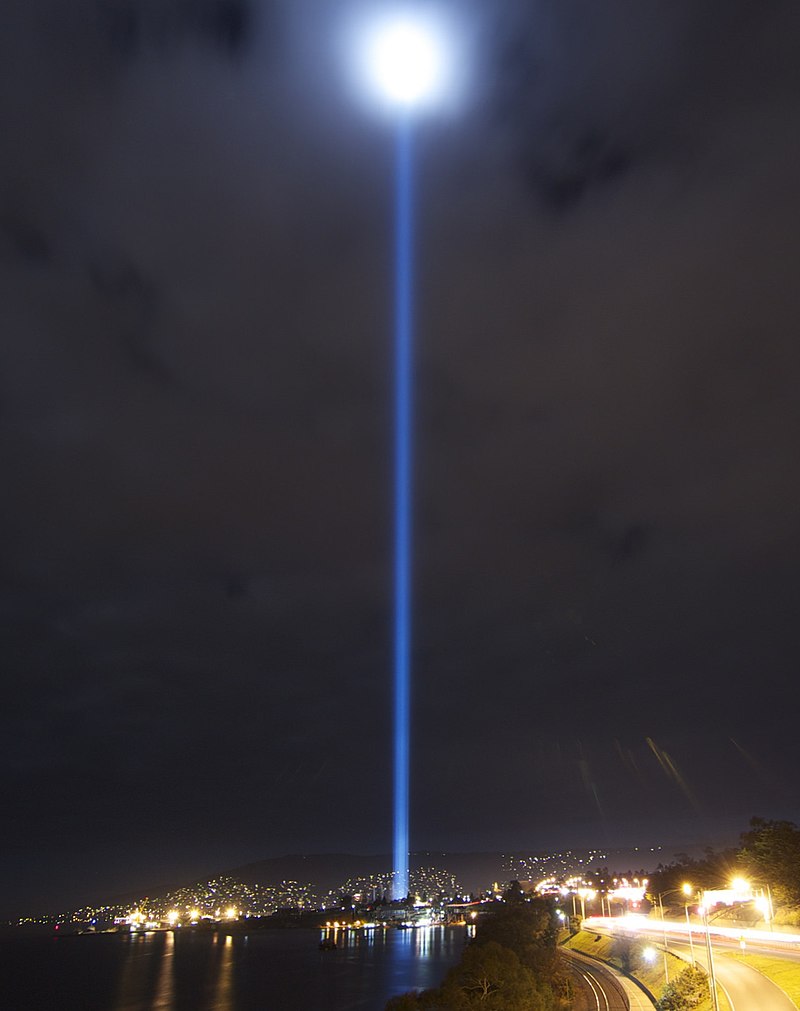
top-left (1, 0), bottom-right (800, 913)
top-left (1, 214), bottom-right (52, 263)
top-left (102, 0), bottom-right (256, 59)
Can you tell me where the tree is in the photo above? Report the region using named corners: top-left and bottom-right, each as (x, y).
top-left (502, 881), bottom-right (525, 904)
top-left (385, 994), bottom-right (441, 1010)
top-left (476, 898), bottom-right (561, 985)
top-left (385, 995), bottom-right (424, 1010)
top-left (646, 848), bottom-right (738, 900)
top-left (437, 941), bottom-right (552, 1010)
top-left (385, 897), bottom-right (563, 1009)
top-left (655, 965), bottom-right (709, 1010)
top-left (740, 818), bottom-right (800, 906)
top-left (477, 899), bottom-right (556, 955)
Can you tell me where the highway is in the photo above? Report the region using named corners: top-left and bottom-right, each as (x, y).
top-left (649, 939), bottom-right (798, 1011)
top-left (696, 947), bottom-right (797, 1011)
top-left (584, 917), bottom-right (799, 1011)
top-left (584, 914), bottom-right (800, 957)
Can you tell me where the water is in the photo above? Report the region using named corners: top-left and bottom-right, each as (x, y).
top-left (0, 926), bottom-right (467, 1011)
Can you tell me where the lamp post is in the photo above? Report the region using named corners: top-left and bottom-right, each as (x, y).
top-left (577, 888), bottom-right (595, 921)
top-left (760, 882), bottom-right (775, 932)
top-left (361, 14), bottom-right (446, 902)
top-left (693, 875), bottom-right (772, 1011)
top-left (657, 884), bottom-right (697, 966)
top-left (682, 883), bottom-right (695, 964)
top-left (699, 895), bottom-right (721, 1011)
top-left (656, 893), bottom-right (670, 984)
top-left (655, 882), bottom-right (700, 979)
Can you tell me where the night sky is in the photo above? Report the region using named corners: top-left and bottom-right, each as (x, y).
top-left (3, 0), bottom-right (800, 916)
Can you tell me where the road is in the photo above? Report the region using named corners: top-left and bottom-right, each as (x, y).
top-left (584, 918), bottom-right (798, 1011)
top-left (562, 948), bottom-right (645, 1011)
top-left (674, 941), bottom-right (797, 1011)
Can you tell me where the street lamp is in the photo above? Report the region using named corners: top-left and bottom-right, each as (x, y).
top-left (655, 885), bottom-right (707, 986)
top-left (655, 893), bottom-right (670, 985)
top-left (681, 882), bottom-right (695, 964)
top-left (754, 889), bottom-right (775, 931)
top-left (357, 12), bottom-right (449, 901)
top-left (577, 888), bottom-right (596, 921)
top-left (656, 884), bottom-right (697, 967)
top-left (733, 875), bottom-right (775, 932)
top-left (692, 876), bottom-right (770, 1011)
top-left (698, 894), bottom-right (721, 1011)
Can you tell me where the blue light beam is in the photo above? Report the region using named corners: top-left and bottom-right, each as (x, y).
top-left (392, 113), bottom-right (413, 902)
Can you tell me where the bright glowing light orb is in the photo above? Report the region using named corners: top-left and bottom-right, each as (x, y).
top-left (366, 18), bottom-right (441, 105)
top-left (355, 10), bottom-right (452, 111)
top-left (342, 7), bottom-right (466, 117)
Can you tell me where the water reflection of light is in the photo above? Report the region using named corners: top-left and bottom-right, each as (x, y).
top-left (211, 933), bottom-right (234, 1011)
top-left (112, 932), bottom-right (143, 1010)
top-left (152, 930), bottom-right (175, 1010)
top-left (385, 924), bottom-right (464, 996)
top-left (467, 923), bottom-right (476, 939)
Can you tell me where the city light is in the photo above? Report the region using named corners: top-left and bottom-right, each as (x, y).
top-left (609, 883), bottom-right (647, 902)
top-left (702, 884), bottom-right (753, 907)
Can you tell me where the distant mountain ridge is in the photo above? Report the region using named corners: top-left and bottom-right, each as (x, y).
top-left (230, 851), bottom-right (504, 895)
top-left (228, 843), bottom-right (708, 896)
top-left (18, 840), bottom-right (720, 920)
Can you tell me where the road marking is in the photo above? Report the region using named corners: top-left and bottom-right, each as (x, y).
top-left (718, 978), bottom-right (735, 1011)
